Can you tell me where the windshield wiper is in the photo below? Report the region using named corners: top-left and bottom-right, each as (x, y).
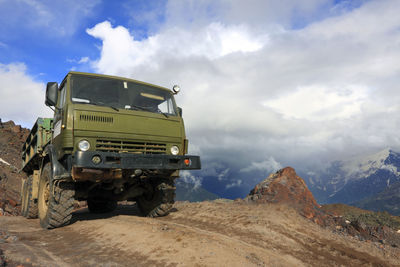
top-left (129, 105), bottom-right (169, 118)
top-left (90, 101), bottom-right (119, 112)
top-left (158, 110), bottom-right (169, 118)
top-left (129, 105), bottom-right (151, 112)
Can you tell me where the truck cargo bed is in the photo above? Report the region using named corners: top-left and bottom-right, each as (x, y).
top-left (21, 118), bottom-right (53, 173)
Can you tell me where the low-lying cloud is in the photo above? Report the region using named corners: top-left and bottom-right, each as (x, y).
top-left (240, 157), bottom-right (282, 174)
top-left (180, 170), bottom-right (203, 190)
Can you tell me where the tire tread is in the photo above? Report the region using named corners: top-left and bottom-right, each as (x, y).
top-left (39, 163), bottom-right (75, 229)
top-left (137, 179), bottom-right (176, 218)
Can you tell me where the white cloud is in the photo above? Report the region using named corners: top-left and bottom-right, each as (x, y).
top-left (84, 0), bottom-right (400, 171)
top-left (263, 85), bottom-right (368, 121)
top-left (86, 21), bottom-right (267, 76)
top-left (240, 157), bottom-right (282, 173)
top-left (0, 63), bottom-right (52, 127)
top-left (67, 56), bottom-right (90, 64)
top-left (180, 170), bottom-right (203, 190)
top-left (217, 168), bottom-right (230, 181)
top-left (226, 179), bottom-right (242, 189)
top-left (78, 57), bottom-right (90, 64)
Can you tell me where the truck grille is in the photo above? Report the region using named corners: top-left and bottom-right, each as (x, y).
top-left (96, 139), bottom-right (167, 154)
top-left (79, 114), bottom-right (113, 123)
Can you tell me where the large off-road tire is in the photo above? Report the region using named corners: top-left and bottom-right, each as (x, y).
top-left (137, 179), bottom-right (175, 217)
top-left (20, 176), bottom-right (38, 218)
top-left (87, 198), bottom-right (118, 213)
top-left (38, 163), bottom-right (75, 229)
top-left (25, 175), bottom-right (38, 219)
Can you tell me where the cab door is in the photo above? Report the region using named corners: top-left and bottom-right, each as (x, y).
top-left (52, 82), bottom-right (67, 158)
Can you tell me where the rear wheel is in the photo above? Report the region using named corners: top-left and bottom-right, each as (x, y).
top-left (137, 179), bottom-right (175, 217)
top-left (87, 198), bottom-right (117, 213)
top-left (20, 176), bottom-right (38, 218)
top-left (20, 178), bottom-right (28, 217)
top-left (38, 163), bottom-right (75, 229)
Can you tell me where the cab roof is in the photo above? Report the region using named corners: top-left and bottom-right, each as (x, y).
top-left (62, 71), bottom-right (172, 92)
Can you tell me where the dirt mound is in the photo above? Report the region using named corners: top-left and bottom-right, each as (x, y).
top-left (245, 167), bottom-right (329, 225)
top-left (0, 119), bottom-right (29, 216)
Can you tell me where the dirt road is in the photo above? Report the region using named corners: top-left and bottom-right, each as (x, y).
top-left (1, 201), bottom-right (399, 266)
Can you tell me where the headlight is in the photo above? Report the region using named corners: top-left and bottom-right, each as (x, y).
top-left (78, 140), bottom-right (90, 151)
top-left (170, 145), bottom-right (179, 155)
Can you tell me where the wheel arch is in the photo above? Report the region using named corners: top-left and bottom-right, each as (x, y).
top-left (41, 144), bottom-right (69, 181)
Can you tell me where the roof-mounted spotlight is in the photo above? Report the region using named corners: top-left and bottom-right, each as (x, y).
top-left (172, 85), bottom-right (180, 94)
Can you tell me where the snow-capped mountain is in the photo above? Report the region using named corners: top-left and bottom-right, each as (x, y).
top-left (303, 148), bottom-right (400, 205)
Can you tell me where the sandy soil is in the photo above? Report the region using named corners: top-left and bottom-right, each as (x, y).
top-left (1, 201), bottom-right (399, 267)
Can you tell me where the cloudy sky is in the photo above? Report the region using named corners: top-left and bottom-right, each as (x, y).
top-left (1, 0), bottom-right (400, 197)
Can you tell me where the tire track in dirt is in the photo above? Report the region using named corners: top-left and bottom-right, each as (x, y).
top-left (73, 213), bottom-right (300, 266)
top-left (162, 202), bottom-right (397, 266)
top-left (0, 213), bottom-right (170, 266)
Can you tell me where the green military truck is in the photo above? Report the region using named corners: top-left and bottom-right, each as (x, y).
top-left (20, 71), bottom-right (201, 229)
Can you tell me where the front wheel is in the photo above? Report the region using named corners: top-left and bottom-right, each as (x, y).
top-left (136, 179), bottom-right (175, 217)
top-left (38, 163), bottom-right (75, 229)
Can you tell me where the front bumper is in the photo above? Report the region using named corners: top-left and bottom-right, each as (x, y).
top-left (72, 151), bottom-right (201, 170)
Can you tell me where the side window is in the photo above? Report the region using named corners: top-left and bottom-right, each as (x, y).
top-left (158, 99), bottom-right (176, 115)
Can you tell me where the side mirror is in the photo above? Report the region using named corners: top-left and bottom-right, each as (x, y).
top-left (45, 82), bottom-right (58, 107)
top-left (178, 107), bottom-right (183, 117)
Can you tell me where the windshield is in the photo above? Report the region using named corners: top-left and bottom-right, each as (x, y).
top-left (70, 75), bottom-right (177, 116)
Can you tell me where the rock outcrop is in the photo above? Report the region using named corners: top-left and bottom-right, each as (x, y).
top-left (245, 167), bottom-right (329, 225)
top-left (245, 167), bottom-right (400, 247)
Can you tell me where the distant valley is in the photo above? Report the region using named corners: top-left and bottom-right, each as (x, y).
top-left (188, 148), bottom-right (400, 216)
top-left (175, 180), bottom-right (219, 202)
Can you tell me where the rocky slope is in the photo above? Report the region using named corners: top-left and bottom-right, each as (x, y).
top-left (245, 167), bottom-right (400, 248)
top-left (322, 203), bottom-right (400, 247)
top-left (0, 119), bottom-right (29, 216)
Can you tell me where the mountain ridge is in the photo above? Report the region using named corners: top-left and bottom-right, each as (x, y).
top-left (355, 181), bottom-right (400, 216)
top-left (303, 148), bottom-right (400, 214)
